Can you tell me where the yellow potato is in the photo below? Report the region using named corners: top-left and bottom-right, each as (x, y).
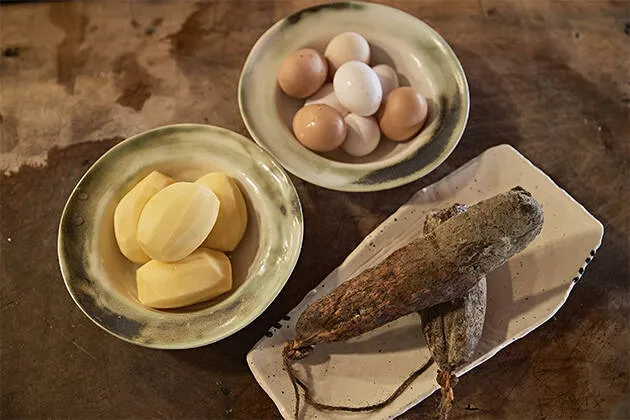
top-left (136, 248), bottom-right (232, 309)
top-left (114, 171), bottom-right (174, 264)
top-left (195, 173), bottom-right (248, 252)
top-left (137, 182), bottom-right (220, 262)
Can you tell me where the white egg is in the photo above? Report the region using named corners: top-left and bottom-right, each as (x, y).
top-left (372, 64), bottom-right (399, 97)
top-left (342, 114), bottom-right (381, 157)
top-left (324, 32), bottom-right (370, 74)
top-left (333, 61), bottom-right (383, 117)
top-left (304, 83), bottom-right (348, 115)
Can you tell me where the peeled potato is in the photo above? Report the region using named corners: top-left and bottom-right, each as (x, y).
top-left (195, 173), bottom-right (248, 252)
top-left (137, 182), bottom-right (220, 262)
top-left (136, 248), bottom-right (232, 309)
top-left (114, 171), bottom-right (174, 264)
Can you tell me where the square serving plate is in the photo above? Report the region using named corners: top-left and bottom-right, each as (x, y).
top-left (247, 144), bottom-right (604, 419)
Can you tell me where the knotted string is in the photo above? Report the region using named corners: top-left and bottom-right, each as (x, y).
top-left (283, 342), bottom-right (434, 419)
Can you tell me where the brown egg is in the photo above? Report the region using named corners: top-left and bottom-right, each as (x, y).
top-left (377, 87), bottom-right (428, 142)
top-left (278, 49), bottom-right (328, 98)
top-left (292, 104), bottom-right (347, 152)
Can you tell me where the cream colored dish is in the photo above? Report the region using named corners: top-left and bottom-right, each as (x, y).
top-left (58, 124), bottom-right (303, 349)
top-left (247, 145), bottom-right (604, 419)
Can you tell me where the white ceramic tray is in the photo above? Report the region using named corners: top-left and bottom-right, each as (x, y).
top-left (247, 144), bottom-right (604, 419)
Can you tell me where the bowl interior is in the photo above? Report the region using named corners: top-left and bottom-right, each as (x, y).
top-left (59, 124), bottom-right (303, 348)
top-left (239, 2), bottom-right (469, 191)
top-left (97, 164), bottom-right (261, 314)
top-left (273, 32), bottom-right (442, 166)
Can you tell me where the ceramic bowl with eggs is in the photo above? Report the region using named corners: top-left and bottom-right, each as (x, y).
top-left (58, 124), bottom-right (303, 349)
top-left (239, 1), bottom-right (469, 192)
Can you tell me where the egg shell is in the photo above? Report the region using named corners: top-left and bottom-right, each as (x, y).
top-left (333, 61), bottom-right (383, 117)
top-left (277, 48), bottom-right (327, 98)
top-left (378, 86), bottom-right (428, 142)
top-left (341, 114), bottom-right (381, 157)
top-left (304, 83), bottom-right (349, 115)
top-left (372, 64), bottom-right (400, 97)
top-left (292, 104), bottom-right (347, 152)
top-left (324, 32), bottom-right (370, 75)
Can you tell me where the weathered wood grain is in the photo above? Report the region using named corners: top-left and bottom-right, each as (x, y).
top-left (1, 1), bottom-right (628, 418)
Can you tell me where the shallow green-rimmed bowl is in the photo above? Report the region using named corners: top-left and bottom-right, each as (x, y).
top-left (239, 1), bottom-right (469, 192)
top-left (58, 124), bottom-right (303, 349)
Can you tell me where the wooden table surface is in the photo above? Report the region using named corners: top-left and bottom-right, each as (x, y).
top-left (1, 1), bottom-right (628, 418)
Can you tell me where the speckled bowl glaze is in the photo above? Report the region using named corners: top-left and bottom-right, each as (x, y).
top-left (239, 2), bottom-right (469, 192)
top-left (58, 124), bottom-right (303, 349)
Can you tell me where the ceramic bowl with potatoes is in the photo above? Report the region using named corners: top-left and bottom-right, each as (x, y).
top-left (58, 124), bottom-right (303, 349)
top-left (239, 1), bottom-right (469, 192)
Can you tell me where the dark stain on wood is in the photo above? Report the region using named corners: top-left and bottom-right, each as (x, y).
top-left (145, 17), bottom-right (164, 36)
top-left (49, 2), bottom-right (88, 94)
top-left (597, 124), bottom-right (614, 151)
top-left (112, 53), bottom-right (156, 111)
top-left (2, 47), bottom-right (21, 58)
top-left (70, 106), bottom-right (112, 143)
top-left (0, 113), bottom-right (19, 153)
top-left (167, 3), bottom-right (212, 59)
